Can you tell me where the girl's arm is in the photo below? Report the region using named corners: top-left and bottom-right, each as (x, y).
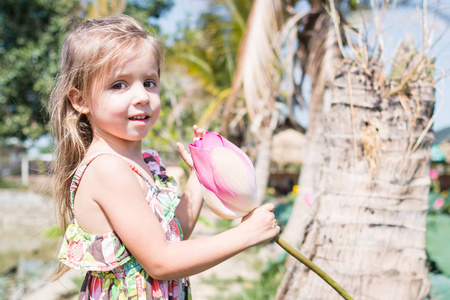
top-left (174, 125), bottom-right (205, 239)
top-left (87, 155), bottom-right (279, 281)
top-left (175, 171), bottom-right (202, 239)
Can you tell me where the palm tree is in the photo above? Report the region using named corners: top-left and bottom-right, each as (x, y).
top-left (279, 0), bottom-right (343, 246)
top-left (165, 2), bottom-right (435, 297)
top-left (166, 0), bottom-right (252, 129)
top-left (275, 1), bottom-right (435, 299)
top-left (222, 0), bottom-right (284, 204)
top-left (167, 0), bottom-right (285, 204)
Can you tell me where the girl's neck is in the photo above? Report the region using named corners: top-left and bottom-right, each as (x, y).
top-left (87, 136), bottom-right (144, 162)
top-left (87, 136), bottom-right (156, 183)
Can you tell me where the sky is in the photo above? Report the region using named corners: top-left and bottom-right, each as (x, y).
top-left (356, 2), bottom-right (450, 132)
top-left (154, 0), bottom-right (208, 36)
top-left (155, 0), bottom-right (450, 133)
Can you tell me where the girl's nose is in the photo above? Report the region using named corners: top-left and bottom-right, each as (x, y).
top-left (131, 84), bottom-right (150, 105)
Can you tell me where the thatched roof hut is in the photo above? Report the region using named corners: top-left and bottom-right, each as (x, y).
top-left (271, 129), bottom-right (305, 166)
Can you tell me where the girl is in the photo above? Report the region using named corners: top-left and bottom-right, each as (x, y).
top-left (50, 15), bottom-right (280, 299)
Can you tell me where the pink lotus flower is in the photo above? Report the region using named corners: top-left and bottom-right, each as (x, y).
top-left (189, 132), bottom-right (353, 299)
top-left (430, 169), bottom-right (439, 180)
top-left (433, 198), bottom-right (445, 210)
top-left (189, 132), bottom-right (257, 219)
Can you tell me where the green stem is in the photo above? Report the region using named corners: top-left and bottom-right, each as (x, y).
top-left (273, 235), bottom-right (353, 300)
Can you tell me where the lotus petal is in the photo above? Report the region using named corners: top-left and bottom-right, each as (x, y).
top-left (210, 147), bottom-right (257, 213)
top-left (200, 185), bottom-right (248, 219)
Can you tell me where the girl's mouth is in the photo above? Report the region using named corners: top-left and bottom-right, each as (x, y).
top-left (129, 115), bottom-right (149, 120)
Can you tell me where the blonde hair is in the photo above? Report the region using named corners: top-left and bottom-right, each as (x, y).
top-left (49, 15), bottom-right (164, 278)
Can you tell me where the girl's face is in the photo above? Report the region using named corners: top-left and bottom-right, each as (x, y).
top-left (88, 45), bottom-right (161, 145)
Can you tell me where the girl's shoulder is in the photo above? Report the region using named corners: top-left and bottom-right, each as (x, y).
top-left (72, 153), bottom-right (146, 206)
top-left (81, 152), bottom-right (134, 180)
top-left (74, 150), bottom-right (169, 193)
top-left (79, 150), bottom-right (162, 176)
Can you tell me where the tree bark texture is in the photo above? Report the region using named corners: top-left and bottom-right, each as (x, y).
top-left (255, 125), bottom-right (274, 204)
top-left (280, 10), bottom-right (341, 247)
top-left (277, 60), bottom-right (434, 300)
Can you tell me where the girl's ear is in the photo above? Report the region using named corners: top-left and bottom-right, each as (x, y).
top-left (68, 87), bottom-right (90, 114)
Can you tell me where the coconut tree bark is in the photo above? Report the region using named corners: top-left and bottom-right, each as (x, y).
top-left (280, 8), bottom-right (342, 246)
top-left (276, 55), bottom-right (434, 299)
top-left (253, 124), bottom-right (276, 203)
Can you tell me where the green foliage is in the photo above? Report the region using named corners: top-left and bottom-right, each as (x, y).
top-left (197, 215), bottom-right (214, 228)
top-left (44, 226), bottom-right (62, 238)
top-left (0, 0), bottom-right (77, 140)
top-left (429, 190), bottom-right (450, 214)
top-left (215, 218), bottom-right (234, 231)
top-left (426, 214), bottom-right (450, 277)
top-left (124, 0), bottom-right (174, 32)
top-left (265, 186), bottom-right (297, 229)
top-left (429, 273), bottom-right (450, 300)
top-left (426, 176), bottom-right (450, 297)
top-left (0, 0), bottom-right (173, 141)
top-left (226, 252), bottom-right (287, 300)
top-left (273, 203), bottom-right (293, 229)
top-left (164, 0), bottom-right (252, 131)
top-left (143, 0), bottom-right (253, 150)
top-left (0, 177), bottom-right (26, 190)
top-left (169, 0), bottom-right (251, 92)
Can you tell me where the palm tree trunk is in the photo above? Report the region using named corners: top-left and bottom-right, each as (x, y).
top-left (277, 58), bottom-right (434, 299)
top-left (254, 126), bottom-right (274, 204)
top-left (280, 94), bottom-right (325, 246)
top-left (280, 10), bottom-right (341, 246)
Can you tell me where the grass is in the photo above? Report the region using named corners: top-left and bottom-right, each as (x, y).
top-left (198, 245), bottom-right (287, 300)
top-left (0, 177), bottom-right (27, 190)
top-left (0, 175), bottom-right (52, 196)
top-left (224, 252), bottom-right (287, 300)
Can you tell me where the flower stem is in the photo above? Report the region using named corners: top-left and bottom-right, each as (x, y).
top-left (273, 235), bottom-right (353, 300)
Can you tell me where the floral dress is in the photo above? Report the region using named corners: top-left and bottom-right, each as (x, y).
top-left (58, 150), bottom-right (191, 300)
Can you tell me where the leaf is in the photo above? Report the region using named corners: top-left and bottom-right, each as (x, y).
top-left (429, 273), bottom-right (450, 300)
top-left (426, 214), bottom-right (450, 276)
top-left (273, 203), bottom-right (293, 227)
top-left (226, 0), bottom-right (284, 121)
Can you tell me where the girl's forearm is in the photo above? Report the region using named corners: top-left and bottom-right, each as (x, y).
top-left (127, 204), bottom-right (278, 281)
top-left (143, 225), bottom-right (251, 280)
top-left (176, 173), bottom-right (203, 239)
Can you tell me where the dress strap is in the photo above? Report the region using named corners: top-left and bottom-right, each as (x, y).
top-left (69, 152), bottom-right (153, 211)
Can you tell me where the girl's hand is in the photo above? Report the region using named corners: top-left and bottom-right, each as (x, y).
top-left (192, 124), bottom-right (206, 142)
top-left (239, 203), bottom-right (280, 247)
top-left (176, 125), bottom-right (206, 171)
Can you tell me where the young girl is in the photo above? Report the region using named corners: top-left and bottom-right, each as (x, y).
top-left (50, 15), bottom-right (280, 299)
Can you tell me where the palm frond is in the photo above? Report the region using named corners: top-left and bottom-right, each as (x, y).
top-left (173, 52), bottom-right (215, 79)
top-left (165, 0), bottom-right (252, 131)
top-left (296, 8), bottom-right (344, 131)
top-left (86, 0), bottom-right (125, 18)
top-left (225, 0), bottom-right (246, 32)
top-left (198, 88), bottom-right (231, 128)
top-left (224, 0), bottom-right (284, 129)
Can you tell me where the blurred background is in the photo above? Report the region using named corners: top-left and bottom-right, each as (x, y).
top-left (0, 0), bottom-right (449, 299)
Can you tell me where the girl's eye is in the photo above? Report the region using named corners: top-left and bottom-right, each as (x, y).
top-left (111, 82), bottom-right (126, 90)
top-left (144, 81), bottom-right (156, 88)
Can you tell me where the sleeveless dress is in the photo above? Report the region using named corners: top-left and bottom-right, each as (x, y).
top-left (58, 150), bottom-right (191, 300)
